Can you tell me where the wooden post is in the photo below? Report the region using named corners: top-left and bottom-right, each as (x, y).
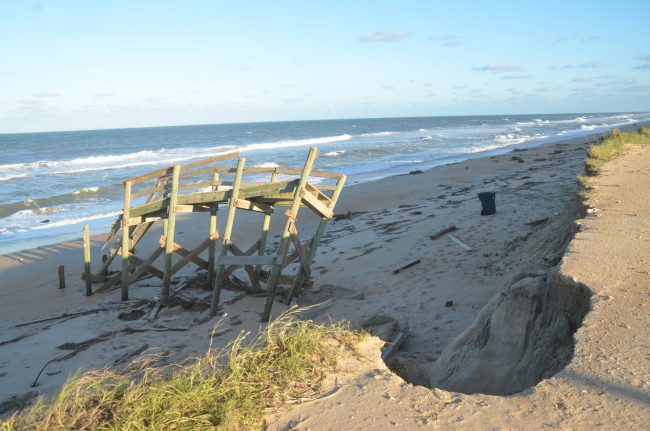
top-left (207, 172), bottom-right (219, 287)
top-left (83, 224), bottom-right (92, 296)
top-left (262, 147), bottom-right (318, 322)
top-left (210, 157), bottom-right (245, 316)
top-left (286, 174), bottom-right (346, 304)
top-left (121, 180), bottom-right (132, 301)
top-left (58, 265), bottom-right (65, 289)
top-left (257, 170), bottom-right (277, 277)
top-left (162, 165), bottom-right (181, 306)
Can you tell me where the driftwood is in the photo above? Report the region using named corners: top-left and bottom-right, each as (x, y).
top-left (32, 332), bottom-right (114, 387)
top-left (392, 259), bottom-right (421, 275)
top-left (430, 225), bottom-right (457, 240)
top-left (381, 320), bottom-right (409, 363)
top-left (447, 233), bottom-right (473, 251)
top-left (15, 306), bottom-right (127, 328)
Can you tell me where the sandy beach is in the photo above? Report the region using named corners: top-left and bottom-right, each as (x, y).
top-left (0, 131), bottom-right (597, 416)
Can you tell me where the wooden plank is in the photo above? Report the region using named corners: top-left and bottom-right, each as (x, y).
top-left (218, 255), bottom-right (280, 266)
top-left (179, 151), bottom-right (240, 171)
top-left (83, 224), bottom-right (92, 296)
top-left (257, 170), bottom-right (277, 277)
top-left (174, 204), bottom-right (212, 213)
top-left (121, 181), bottom-right (132, 301)
top-left (128, 215), bottom-right (162, 226)
top-left (131, 183), bottom-right (167, 200)
top-left (126, 246), bottom-right (164, 285)
top-left (129, 253), bottom-right (165, 280)
top-left (165, 240), bottom-right (209, 269)
top-left (289, 228), bottom-right (311, 279)
top-left (169, 232), bottom-right (219, 276)
top-left (162, 165), bottom-right (181, 306)
top-left (262, 147), bottom-right (318, 322)
top-left (210, 157), bottom-right (246, 316)
top-left (300, 189), bottom-right (333, 219)
top-left (207, 172), bottom-right (219, 287)
top-left (447, 233), bottom-right (473, 251)
top-left (125, 167), bottom-right (171, 185)
top-left (235, 198), bottom-right (273, 213)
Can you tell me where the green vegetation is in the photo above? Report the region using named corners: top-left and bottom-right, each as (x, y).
top-left (584, 126), bottom-right (650, 176)
top-left (1, 310), bottom-right (360, 431)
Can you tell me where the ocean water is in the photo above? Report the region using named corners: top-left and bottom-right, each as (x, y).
top-left (1, 112), bottom-right (649, 255)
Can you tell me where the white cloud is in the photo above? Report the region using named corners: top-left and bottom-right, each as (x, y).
top-left (501, 74), bottom-right (530, 80)
top-left (359, 30), bottom-right (411, 43)
top-left (471, 63), bottom-right (521, 72)
top-left (32, 92), bottom-right (62, 98)
top-left (569, 76), bottom-right (591, 83)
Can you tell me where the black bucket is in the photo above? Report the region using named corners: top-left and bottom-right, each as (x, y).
top-left (478, 191), bottom-right (496, 215)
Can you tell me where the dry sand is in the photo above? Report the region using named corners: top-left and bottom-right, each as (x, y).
top-left (1, 131), bottom-right (647, 429)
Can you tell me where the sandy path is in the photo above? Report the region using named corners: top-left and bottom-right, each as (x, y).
top-left (272, 141), bottom-right (650, 430)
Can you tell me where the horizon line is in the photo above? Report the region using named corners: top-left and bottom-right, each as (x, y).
top-left (0, 110), bottom-right (645, 136)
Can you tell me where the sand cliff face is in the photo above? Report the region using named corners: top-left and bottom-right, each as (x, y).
top-left (427, 272), bottom-right (591, 395)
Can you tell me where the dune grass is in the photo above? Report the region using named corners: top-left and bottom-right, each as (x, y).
top-left (1, 309), bottom-right (360, 431)
top-left (584, 125), bottom-right (650, 176)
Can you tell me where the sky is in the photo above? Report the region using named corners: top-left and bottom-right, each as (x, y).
top-left (0, 0), bottom-right (649, 133)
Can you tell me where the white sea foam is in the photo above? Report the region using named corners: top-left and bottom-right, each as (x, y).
top-left (254, 162), bottom-right (279, 168)
top-left (421, 135), bottom-right (433, 141)
top-left (73, 187), bottom-right (100, 195)
top-left (30, 211), bottom-right (120, 231)
top-left (360, 131), bottom-right (394, 137)
top-left (240, 134), bottom-right (352, 153)
top-left (0, 173), bottom-right (27, 181)
top-left (325, 150), bottom-right (346, 156)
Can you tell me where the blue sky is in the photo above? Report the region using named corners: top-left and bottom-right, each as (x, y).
top-left (1, 0), bottom-right (648, 133)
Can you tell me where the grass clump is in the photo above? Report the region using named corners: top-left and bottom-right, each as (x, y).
top-left (1, 309), bottom-right (360, 431)
top-left (584, 126), bottom-right (650, 176)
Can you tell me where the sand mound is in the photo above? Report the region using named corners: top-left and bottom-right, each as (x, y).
top-left (426, 272), bottom-right (591, 395)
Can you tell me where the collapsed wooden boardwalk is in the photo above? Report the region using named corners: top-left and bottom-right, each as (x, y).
top-left (83, 147), bottom-right (345, 322)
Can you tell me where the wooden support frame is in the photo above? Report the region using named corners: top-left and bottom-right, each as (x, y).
top-left (83, 148), bottom-right (344, 329)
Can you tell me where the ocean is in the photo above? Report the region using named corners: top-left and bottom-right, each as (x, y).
top-left (1, 112), bottom-right (649, 255)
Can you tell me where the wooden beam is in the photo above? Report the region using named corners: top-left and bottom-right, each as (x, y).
top-left (262, 147), bottom-right (318, 322)
top-left (162, 165), bottom-right (181, 306)
top-left (299, 189), bottom-right (333, 219)
top-left (218, 255), bottom-right (280, 266)
top-left (83, 224), bottom-right (92, 296)
top-left (210, 157), bottom-right (246, 316)
top-left (234, 198), bottom-right (273, 213)
top-left (169, 232), bottom-right (219, 276)
top-left (121, 181), bottom-right (132, 301)
top-left (207, 172), bottom-right (219, 287)
top-left (126, 246), bottom-right (164, 285)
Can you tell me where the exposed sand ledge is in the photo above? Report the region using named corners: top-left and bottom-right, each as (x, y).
top-left (272, 141), bottom-right (650, 430)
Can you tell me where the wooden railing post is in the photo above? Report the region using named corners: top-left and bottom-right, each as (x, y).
top-left (257, 169), bottom-right (277, 277)
top-left (121, 180), bottom-right (132, 301)
top-left (162, 165), bottom-right (181, 306)
top-left (210, 157), bottom-right (245, 316)
top-left (83, 224), bottom-right (92, 296)
top-left (207, 172), bottom-right (220, 287)
top-left (262, 147), bottom-right (318, 322)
